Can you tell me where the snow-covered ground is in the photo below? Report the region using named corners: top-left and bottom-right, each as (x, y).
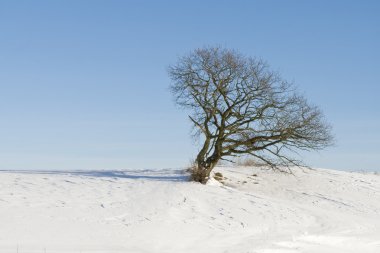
top-left (0, 166), bottom-right (379, 253)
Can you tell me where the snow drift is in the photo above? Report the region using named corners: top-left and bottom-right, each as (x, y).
top-left (0, 166), bottom-right (379, 252)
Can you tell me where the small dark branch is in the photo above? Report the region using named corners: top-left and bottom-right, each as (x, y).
top-left (220, 157), bottom-right (235, 164)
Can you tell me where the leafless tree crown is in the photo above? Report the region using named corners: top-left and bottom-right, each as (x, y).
top-left (169, 47), bottom-right (333, 182)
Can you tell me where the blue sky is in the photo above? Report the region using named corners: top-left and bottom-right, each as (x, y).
top-left (0, 0), bottom-right (379, 171)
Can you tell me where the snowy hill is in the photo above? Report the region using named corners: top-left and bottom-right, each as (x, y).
top-left (0, 167), bottom-right (379, 253)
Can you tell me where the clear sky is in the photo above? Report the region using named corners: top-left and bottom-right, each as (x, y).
top-left (0, 0), bottom-right (379, 171)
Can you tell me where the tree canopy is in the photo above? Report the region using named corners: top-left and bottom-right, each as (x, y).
top-left (169, 47), bottom-right (333, 183)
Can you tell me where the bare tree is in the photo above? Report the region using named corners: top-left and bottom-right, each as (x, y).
top-left (169, 47), bottom-right (333, 184)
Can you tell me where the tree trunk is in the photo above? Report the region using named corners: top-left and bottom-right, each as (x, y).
top-left (192, 156), bottom-right (218, 184)
top-left (192, 165), bottom-right (213, 184)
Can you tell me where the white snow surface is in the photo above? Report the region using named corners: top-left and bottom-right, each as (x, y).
top-left (0, 166), bottom-right (379, 253)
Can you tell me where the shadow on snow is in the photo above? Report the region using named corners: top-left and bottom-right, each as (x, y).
top-left (0, 169), bottom-right (190, 182)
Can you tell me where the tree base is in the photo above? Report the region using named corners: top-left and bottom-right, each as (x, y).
top-left (190, 166), bottom-right (211, 184)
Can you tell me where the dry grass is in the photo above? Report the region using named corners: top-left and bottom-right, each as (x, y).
top-left (236, 158), bottom-right (266, 167)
